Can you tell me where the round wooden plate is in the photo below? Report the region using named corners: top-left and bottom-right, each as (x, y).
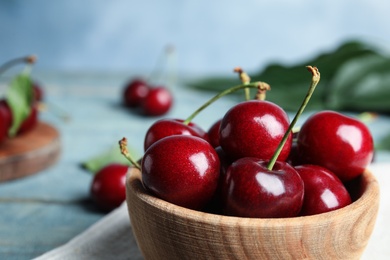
top-left (0, 121), bottom-right (61, 182)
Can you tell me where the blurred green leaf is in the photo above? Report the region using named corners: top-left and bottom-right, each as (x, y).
top-left (325, 54), bottom-right (390, 112)
top-left (187, 40), bottom-right (389, 112)
top-left (81, 145), bottom-right (140, 174)
top-left (376, 134), bottom-right (390, 151)
top-left (6, 73), bottom-right (34, 136)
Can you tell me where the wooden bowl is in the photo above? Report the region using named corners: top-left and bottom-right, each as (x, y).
top-left (126, 167), bottom-right (379, 260)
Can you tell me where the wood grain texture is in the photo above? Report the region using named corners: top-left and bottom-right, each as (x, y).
top-left (0, 122), bottom-right (61, 182)
top-left (126, 168), bottom-right (380, 260)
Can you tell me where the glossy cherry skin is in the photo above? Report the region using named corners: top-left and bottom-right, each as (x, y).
top-left (297, 111), bottom-right (374, 182)
top-left (142, 135), bottom-right (220, 210)
top-left (144, 118), bottom-right (209, 151)
top-left (207, 119), bottom-right (222, 148)
top-left (90, 163), bottom-right (129, 212)
top-left (221, 157), bottom-right (304, 218)
top-left (141, 86), bottom-right (173, 116)
top-left (295, 164), bottom-right (351, 216)
top-left (219, 100), bottom-right (292, 162)
top-left (123, 78), bottom-right (150, 108)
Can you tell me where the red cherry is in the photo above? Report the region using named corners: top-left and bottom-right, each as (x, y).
top-left (144, 118), bottom-right (209, 151)
top-left (0, 100), bottom-right (38, 136)
top-left (219, 100), bottom-right (292, 162)
top-left (0, 100), bottom-right (12, 126)
top-left (203, 146), bottom-right (232, 214)
top-left (90, 163), bottom-right (129, 212)
top-left (141, 135), bottom-right (220, 210)
top-left (286, 139), bottom-right (302, 166)
top-left (32, 82), bottom-right (44, 102)
top-left (295, 164), bottom-right (351, 216)
top-left (207, 119), bottom-right (222, 148)
top-left (297, 111), bottom-right (374, 182)
top-left (0, 100), bottom-right (12, 142)
top-left (18, 104), bottom-right (39, 135)
top-left (221, 157), bottom-right (304, 218)
top-left (141, 86), bottom-right (173, 116)
top-left (123, 78), bottom-right (150, 108)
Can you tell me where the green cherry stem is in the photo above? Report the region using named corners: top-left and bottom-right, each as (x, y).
top-left (147, 45), bottom-right (175, 84)
top-left (119, 137), bottom-right (141, 170)
top-left (183, 81), bottom-right (264, 125)
top-left (267, 66), bottom-right (321, 170)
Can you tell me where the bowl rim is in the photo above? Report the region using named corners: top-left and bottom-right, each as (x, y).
top-left (126, 167), bottom-right (380, 226)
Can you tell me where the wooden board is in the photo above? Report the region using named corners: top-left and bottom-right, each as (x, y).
top-left (0, 122), bottom-right (61, 182)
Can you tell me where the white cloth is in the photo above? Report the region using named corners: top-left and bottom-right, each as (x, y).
top-left (35, 163), bottom-right (390, 260)
top-left (34, 202), bottom-right (143, 260)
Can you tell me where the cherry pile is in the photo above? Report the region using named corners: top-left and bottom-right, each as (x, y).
top-left (118, 66), bottom-right (373, 218)
top-left (122, 78), bottom-right (173, 117)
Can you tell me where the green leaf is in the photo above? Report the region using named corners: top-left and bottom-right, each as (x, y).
top-left (81, 145), bottom-right (140, 174)
top-left (376, 134), bottom-right (390, 151)
top-left (186, 40), bottom-right (386, 112)
top-left (6, 73), bottom-right (34, 136)
top-left (325, 54), bottom-right (390, 112)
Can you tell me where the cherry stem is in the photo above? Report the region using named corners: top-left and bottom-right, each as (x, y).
top-left (147, 45), bottom-right (175, 84)
top-left (183, 81), bottom-right (265, 125)
top-left (255, 82), bottom-right (271, 101)
top-left (39, 101), bottom-right (72, 122)
top-left (0, 55), bottom-right (36, 76)
top-left (234, 67), bottom-right (251, 101)
top-left (267, 66), bottom-right (320, 170)
top-left (166, 45), bottom-right (177, 89)
top-left (119, 137), bottom-right (141, 170)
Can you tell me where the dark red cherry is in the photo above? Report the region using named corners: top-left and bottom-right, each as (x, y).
top-left (0, 100), bottom-right (12, 142)
top-left (287, 140), bottom-right (303, 166)
top-left (0, 100), bottom-right (38, 136)
top-left (0, 100), bottom-right (12, 127)
top-left (90, 163), bottom-right (129, 212)
top-left (144, 118), bottom-right (209, 151)
top-left (123, 78), bottom-right (150, 108)
top-left (32, 82), bottom-right (44, 102)
top-left (222, 157), bottom-right (304, 218)
top-left (141, 135), bottom-right (220, 210)
top-left (297, 111), bottom-right (374, 182)
top-left (18, 104), bottom-right (39, 134)
top-left (203, 146), bottom-right (232, 214)
top-left (295, 164), bottom-right (351, 216)
top-left (141, 86), bottom-right (172, 116)
top-left (219, 100), bottom-right (292, 162)
top-left (207, 119), bottom-right (222, 148)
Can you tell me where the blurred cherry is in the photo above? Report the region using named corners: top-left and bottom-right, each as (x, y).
top-left (123, 78), bottom-right (150, 108)
top-left (90, 163), bottom-right (129, 212)
top-left (141, 86), bottom-right (173, 116)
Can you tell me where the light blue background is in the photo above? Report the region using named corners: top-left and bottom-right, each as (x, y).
top-left (1, 0), bottom-right (390, 75)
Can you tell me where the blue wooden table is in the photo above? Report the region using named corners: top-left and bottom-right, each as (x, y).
top-left (0, 71), bottom-right (389, 259)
